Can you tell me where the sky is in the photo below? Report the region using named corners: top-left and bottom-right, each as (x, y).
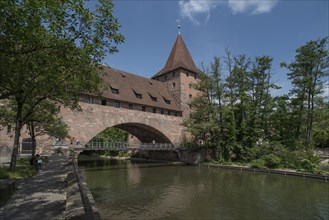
top-left (103, 0), bottom-right (328, 96)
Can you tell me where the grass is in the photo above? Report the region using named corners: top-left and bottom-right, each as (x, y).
top-left (0, 166), bottom-right (37, 179)
top-left (0, 156), bottom-right (48, 180)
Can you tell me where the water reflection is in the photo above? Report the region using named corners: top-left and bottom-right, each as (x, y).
top-left (79, 159), bottom-right (329, 220)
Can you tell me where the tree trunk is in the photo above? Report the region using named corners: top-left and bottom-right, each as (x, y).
top-left (9, 103), bottom-right (23, 170)
top-left (29, 122), bottom-right (37, 157)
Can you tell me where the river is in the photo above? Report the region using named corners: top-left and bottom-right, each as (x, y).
top-left (78, 159), bottom-right (329, 220)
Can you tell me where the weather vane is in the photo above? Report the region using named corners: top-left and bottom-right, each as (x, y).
top-left (176, 19), bottom-right (181, 35)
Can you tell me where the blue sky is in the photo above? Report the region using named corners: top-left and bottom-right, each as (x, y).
top-left (104, 0), bottom-right (328, 96)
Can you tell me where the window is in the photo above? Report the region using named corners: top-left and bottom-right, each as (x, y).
top-left (168, 111), bottom-right (171, 115)
top-left (129, 104), bottom-right (133, 109)
top-left (173, 72), bottom-right (176, 77)
top-left (101, 100), bottom-right (107, 106)
top-left (136, 93), bottom-right (142, 99)
top-left (153, 108), bottom-right (156, 113)
top-left (142, 106), bottom-right (146, 112)
top-left (189, 104), bottom-right (192, 109)
top-left (172, 83), bottom-right (176, 88)
top-left (161, 109), bottom-right (164, 114)
top-left (164, 97), bottom-right (171, 105)
top-left (189, 94), bottom-right (192, 99)
top-left (194, 74), bottom-right (197, 79)
top-left (150, 94), bottom-right (157, 102)
top-left (189, 83), bottom-right (192, 89)
top-left (164, 75), bottom-right (167, 80)
top-left (88, 96), bottom-right (93, 104)
top-left (115, 101), bottom-right (120, 108)
top-left (174, 112), bottom-right (178, 116)
top-left (186, 72), bottom-right (189, 77)
top-left (111, 87), bottom-right (119, 94)
top-left (133, 90), bottom-right (142, 99)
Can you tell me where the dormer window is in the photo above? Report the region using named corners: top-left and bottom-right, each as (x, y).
top-left (163, 97), bottom-right (171, 104)
top-left (111, 87), bottom-right (119, 94)
top-left (133, 89), bottom-right (142, 99)
top-left (149, 93), bottom-right (157, 102)
top-left (136, 94), bottom-right (142, 98)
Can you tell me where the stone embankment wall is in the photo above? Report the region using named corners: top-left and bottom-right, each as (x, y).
top-left (65, 156), bottom-right (101, 220)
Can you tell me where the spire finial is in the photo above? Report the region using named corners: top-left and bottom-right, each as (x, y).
top-left (176, 19), bottom-right (181, 35)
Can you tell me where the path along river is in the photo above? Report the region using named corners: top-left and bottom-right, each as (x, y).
top-left (78, 159), bottom-right (328, 220)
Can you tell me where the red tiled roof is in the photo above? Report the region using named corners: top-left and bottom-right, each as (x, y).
top-left (152, 34), bottom-right (201, 79)
top-left (99, 67), bottom-right (181, 111)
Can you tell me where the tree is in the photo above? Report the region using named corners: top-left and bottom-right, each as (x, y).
top-left (282, 37), bottom-right (329, 148)
top-left (0, 0), bottom-right (124, 169)
top-left (90, 127), bottom-right (128, 143)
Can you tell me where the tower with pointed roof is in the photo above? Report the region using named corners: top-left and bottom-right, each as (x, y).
top-left (152, 34), bottom-right (201, 119)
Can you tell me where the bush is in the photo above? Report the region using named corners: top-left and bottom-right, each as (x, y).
top-left (250, 159), bottom-right (266, 168)
top-left (300, 159), bottom-right (318, 173)
top-left (262, 154), bottom-right (282, 169)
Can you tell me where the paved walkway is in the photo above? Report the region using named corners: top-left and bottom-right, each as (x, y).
top-left (0, 155), bottom-right (68, 220)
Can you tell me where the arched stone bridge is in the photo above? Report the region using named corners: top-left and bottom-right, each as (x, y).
top-left (60, 102), bottom-right (185, 145)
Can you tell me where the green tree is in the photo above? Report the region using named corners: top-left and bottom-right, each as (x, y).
top-left (282, 37), bottom-right (329, 148)
top-left (90, 127), bottom-right (128, 143)
top-left (0, 0), bottom-right (124, 169)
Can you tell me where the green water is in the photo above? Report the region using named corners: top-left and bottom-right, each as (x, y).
top-left (79, 159), bottom-right (329, 220)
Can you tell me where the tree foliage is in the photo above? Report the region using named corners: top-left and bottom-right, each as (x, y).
top-left (0, 0), bottom-right (124, 169)
top-left (184, 37), bottom-right (328, 168)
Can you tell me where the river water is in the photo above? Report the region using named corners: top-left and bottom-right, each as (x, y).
top-left (78, 159), bottom-right (329, 220)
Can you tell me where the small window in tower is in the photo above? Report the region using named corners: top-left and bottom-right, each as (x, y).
top-left (142, 106), bottom-right (146, 112)
top-left (189, 94), bottom-right (192, 99)
top-left (172, 83), bottom-right (176, 88)
top-left (101, 99), bottom-right (107, 106)
top-left (161, 109), bottom-right (164, 114)
top-left (173, 72), bottom-right (176, 77)
top-left (129, 104), bottom-right (133, 109)
top-left (194, 74), bottom-right (197, 79)
top-left (168, 110), bottom-right (171, 115)
top-left (186, 72), bottom-right (189, 77)
top-left (153, 108), bottom-right (156, 113)
top-left (164, 74), bottom-right (167, 80)
top-left (189, 83), bottom-right (192, 88)
top-left (115, 101), bottom-right (120, 108)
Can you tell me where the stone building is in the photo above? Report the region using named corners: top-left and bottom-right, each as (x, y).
top-left (0, 33), bottom-right (201, 155)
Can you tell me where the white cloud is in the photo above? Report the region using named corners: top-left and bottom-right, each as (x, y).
top-left (179, 1), bottom-right (220, 25)
top-left (228, 0), bottom-right (278, 15)
top-left (179, 0), bottom-right (278, 24)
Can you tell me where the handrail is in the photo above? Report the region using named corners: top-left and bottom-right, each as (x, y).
top-left (71, 156), bottom-right (101, 220)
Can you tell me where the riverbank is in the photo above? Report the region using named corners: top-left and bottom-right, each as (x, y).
top-left (0, 155), bottom-right (67, 219)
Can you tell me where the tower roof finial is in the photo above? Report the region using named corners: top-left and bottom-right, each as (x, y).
top-left (177, 19), bottom-right (181, 35)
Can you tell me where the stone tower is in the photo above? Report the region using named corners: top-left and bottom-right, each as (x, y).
top-left (152, 34), bottom-right (201, 119)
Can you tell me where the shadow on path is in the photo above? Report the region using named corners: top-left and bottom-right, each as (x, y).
top-left (0, 155), bottom-right (67, 220)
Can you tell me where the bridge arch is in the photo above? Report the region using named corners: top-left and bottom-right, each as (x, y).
top-left (60, 102), bottom-right (184, 145)
top-left (113, 123), bottom-right (171, 143)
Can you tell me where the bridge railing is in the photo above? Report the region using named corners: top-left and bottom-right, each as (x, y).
top-left (81, 141), bottom-right (179, 151)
